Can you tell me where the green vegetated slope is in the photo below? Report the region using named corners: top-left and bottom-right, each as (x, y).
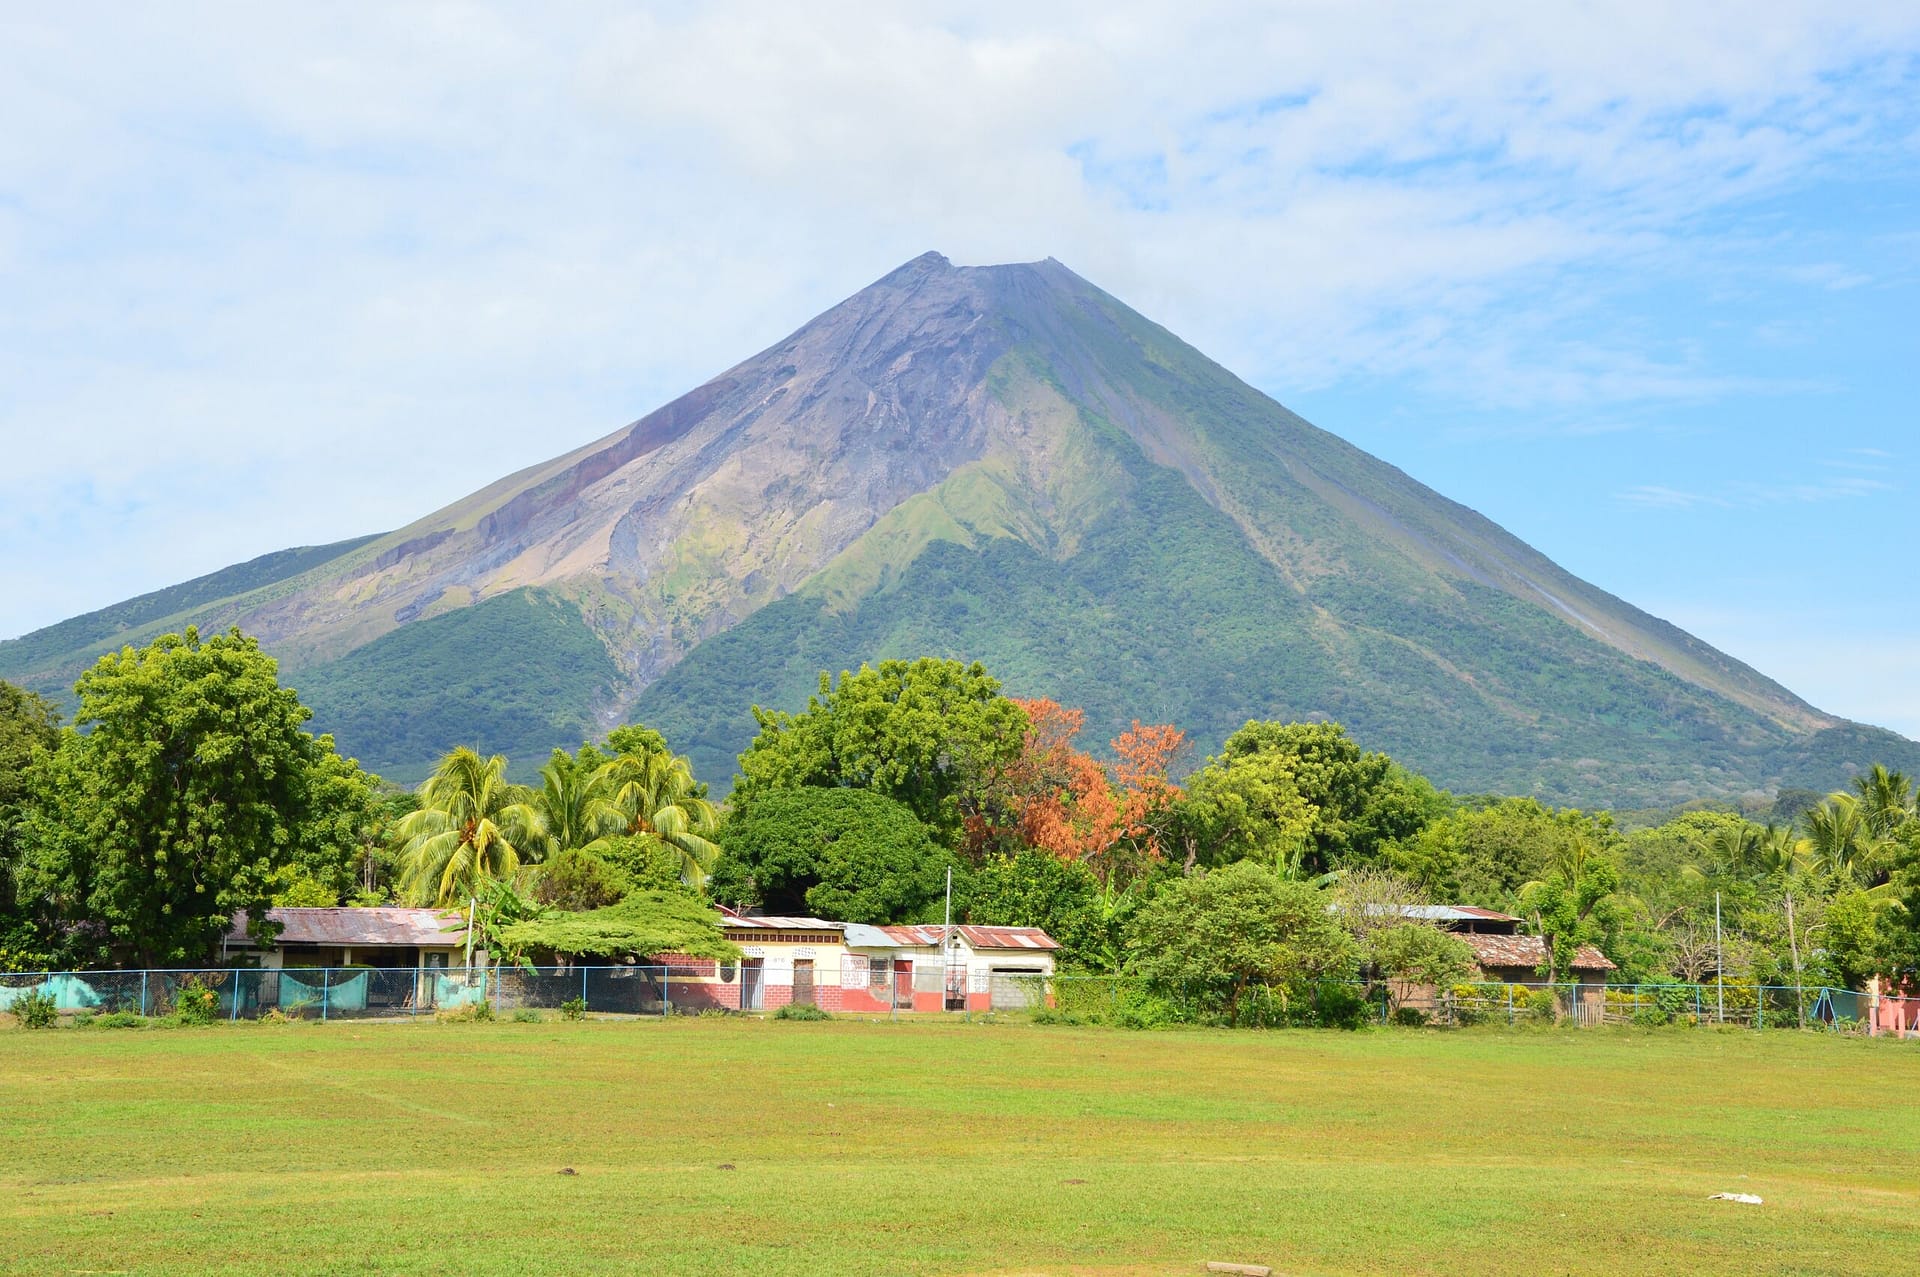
top-left (633, 434), bottom-right (1905, 804)
top-left (290, 588), bottom-right (618, 785)
top-left (0, 534), bottom-right (380, 697)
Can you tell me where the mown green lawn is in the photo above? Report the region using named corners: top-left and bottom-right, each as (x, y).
top-left (1, 1017), bottom-right (1916, 1275)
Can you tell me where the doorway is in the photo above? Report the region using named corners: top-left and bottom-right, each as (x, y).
top-left (741, 958), bottom-right (765, 1011)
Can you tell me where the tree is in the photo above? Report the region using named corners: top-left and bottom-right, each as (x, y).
top-left (1517, 834), bottom-right (1622, 982)
top-left (962, 849), bottom-right (1126, 972)
top-left (1125, 861), bottom-right (1355, 1022)
top-left (710, 787), bottom-right (951, 924)
top-left (596, 743), bottom-right (721, 886)
top-left (735, 658), bottom-right (1027, 842)
top-left (492, 891), bottom-right (740, 965)
top-left (0, 681), bottom-right (61, 959)
top-left (393, 748), bottom-right (544, 906)
top-left (1800, 794), bottom-right (1879, 884)
top-left (533, 747), bottom-right (615, 856)
top-left (1177, 721), bottom-right (1442, 876)
top-left (531, 848), bottom-right (634, 912)
top-left (1388, 797), bottom-right (1609, 907)
top-left (1853, 765), bottom-right (1917, 841)
top-left (1326, 869), bottom-right (1475, 990)
top-left (18, 627), bottom-right (375, 967)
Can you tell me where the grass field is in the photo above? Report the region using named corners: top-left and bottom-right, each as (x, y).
top-left (3, 1018), bottom-right (1918, 1276)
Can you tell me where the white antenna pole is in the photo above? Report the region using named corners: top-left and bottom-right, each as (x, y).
top-left (466, 895), bottom-right (476, 973)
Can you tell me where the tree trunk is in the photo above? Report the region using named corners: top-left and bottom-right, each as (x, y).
top-left (1785, 888), bottom-right (1804, 1027)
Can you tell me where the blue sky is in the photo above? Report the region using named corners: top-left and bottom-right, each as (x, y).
top-left (1, 3), bottom-right (1916, 735)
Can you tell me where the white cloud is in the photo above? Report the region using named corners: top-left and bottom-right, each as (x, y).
top-left (2, 2), bottom-right (1919, 637)
top-left (1617, 452), bottom-right (1900, 511)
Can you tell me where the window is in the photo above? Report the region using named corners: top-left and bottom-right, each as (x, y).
top-left (719, 961), bottom-right (737, 984)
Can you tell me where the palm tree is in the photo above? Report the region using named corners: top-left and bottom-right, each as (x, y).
top-left (1854, 765), bottom-right (1917, 840)
top-left (1800, 794), bottom-right (1878, 884)
top-left (533, 748), bottom-right (620, 856)
top-left (394, 748), bottom-right (546, 905)
top-left (1707, 821), bottom-right (1762, 878)
top-left (594, 747), bottom-right (721, 886)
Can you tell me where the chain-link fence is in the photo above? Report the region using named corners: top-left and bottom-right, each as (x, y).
top-left (0, 966), bottom-right (1900, 1033)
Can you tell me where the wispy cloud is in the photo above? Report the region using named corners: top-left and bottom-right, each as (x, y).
top-left (1618, 453), bottom-right (1899, 510)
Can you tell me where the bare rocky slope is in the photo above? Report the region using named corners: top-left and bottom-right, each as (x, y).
top-left (5, 253), bottom-right (1912, 800)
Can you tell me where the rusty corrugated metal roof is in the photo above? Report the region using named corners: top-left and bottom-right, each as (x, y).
top-left (870, 924), bottom-right (1059, 951)
top-left (955, 925), bottom-right (1059, 951)
top-left (1461, 932), bottom-right (1614, 972)
top-left (724, 915), bottom-right (846, 932)
top-left (231, 908), bottom-right (467, 947)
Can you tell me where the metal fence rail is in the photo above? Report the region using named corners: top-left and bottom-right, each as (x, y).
top-left (0, 967), bottom-right (1903, 1033)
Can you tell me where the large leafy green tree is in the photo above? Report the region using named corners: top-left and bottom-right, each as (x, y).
top-left (393, 748), bottom-right (544, 905)
top-left (710, 787), bottom-right (952, 924)
top-left (734, 658), bottom-right (1027, 843)
top-left (1388, 797), bottom-right (1611, 908)
top-left (1517, 833), bottom-right (1622, 982)
top-left (1126, 861), bottom-right (1355, 1022)
top-left (19, 628), bottom-right (377, 967)
top-left (0, 681), bottom-right (62, 966)
top-left (1177, 721), bottom-right (1444, 875)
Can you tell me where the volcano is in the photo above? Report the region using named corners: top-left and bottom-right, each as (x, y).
top-left (5, 252), bottom-right (1911, 803)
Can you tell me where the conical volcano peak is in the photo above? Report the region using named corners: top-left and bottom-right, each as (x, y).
top-left (7, 255), bottom-right (1911, 801)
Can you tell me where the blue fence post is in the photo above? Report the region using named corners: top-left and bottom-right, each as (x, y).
top-left (321, 967), bottom-right (332, 1021)
top-left (139, 970), bottom-right (149, 1017)
top-left (663, 966), bottom-right (671, 1016)
top-left (581, 965), bottom-right (588, 1011)
top-left (231, 971), bottom-right (241, 1022)
top-left (1757, 989), bottom-right (1764, 1031)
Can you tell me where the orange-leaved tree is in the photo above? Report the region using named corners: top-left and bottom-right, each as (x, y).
top-left (969, 699), bottom-right (1188, 885)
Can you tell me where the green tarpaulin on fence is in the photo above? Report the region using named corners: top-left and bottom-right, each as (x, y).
top-left (434, 974), bottom-right (487, 1008)
top-left (0, 974), bottom-right (101, 1011)
top-left (277, 969), bottom-right (368, 1012)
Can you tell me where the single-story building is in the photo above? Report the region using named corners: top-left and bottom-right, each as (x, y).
top-left (227, 907), bottom-right (470, 969)
top-left (223, 907), bottom-right (479, 1016)
top-left (1380, 905), bottom-right (1615, 1020)
top-left (210, 905), bottom-right (1058, 1016)
top-left (653, 909), bottom-right (1061, 1013)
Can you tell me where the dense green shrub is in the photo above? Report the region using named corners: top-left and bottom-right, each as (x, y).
top-left (1311, 980), bottom-right (1371, 1031)
top-left (1525, 989), bottom-right (1559, 1023)
top-left (171, 978), bottom-right (220, 1026)
top-left (436, 1001), bottom-right (496, 1023)
top-left (771, 1002), bottom-right (832, 1021)
top-left (1392, 1006), bottom-right (1429, 1028)
top-left (511, 1009), bottom-right (542, 1023)
top-left (12, 987), bottom-right (57, 1029)
top-left (93, 1010), bottom-right (145, 1028)
top-left (560, 996), bottom-right (586, 1022)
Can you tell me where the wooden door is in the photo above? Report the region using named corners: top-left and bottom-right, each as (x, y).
top-left (792, 959), bottom-right (815, 1006)
top-left (893, 959), bottom-right (913, 1009)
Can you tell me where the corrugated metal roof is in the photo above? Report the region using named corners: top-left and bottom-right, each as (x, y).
top-left (724, 915), bottom-right (846, 932)
top-left (839, 923), bottom-right (897, 948)
top-left (869, 924), bottom-right (1060, 951)
top-left (1460, 932), bottom-right (1615, 972)
top-left (1361, 904), bottom-right (1521, 923)
top-left (956, 925), bottom-right (1059, 951)
top-left (231, 908), bottom-right (467, 947)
